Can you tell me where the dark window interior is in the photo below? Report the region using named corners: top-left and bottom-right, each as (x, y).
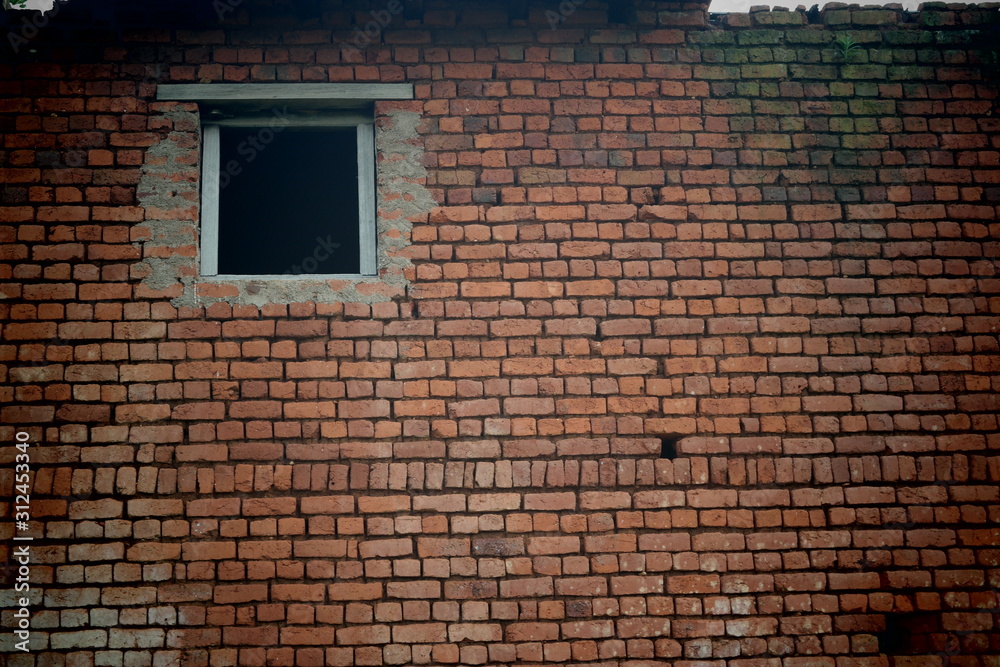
top-left (217, 127), bottom-right (360, 275)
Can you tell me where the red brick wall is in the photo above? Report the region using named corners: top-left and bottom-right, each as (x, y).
top-left (2, 0), bottom-right (1000, 664)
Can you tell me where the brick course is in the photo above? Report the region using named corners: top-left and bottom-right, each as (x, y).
top-left (2, 0), bottom-right (1000, 664)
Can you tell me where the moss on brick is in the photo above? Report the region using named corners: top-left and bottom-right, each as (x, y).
top-left (785, 28), bottom-right (833, 45)
top-left (746, 46), bottom-right (776, 62)
top-left (848, 99), bottom-right (896, 115)
top-left (851, 9), bottom-right (899, 25)
top-left (721, 48), bottom-right (750, 63)
top-left (692, 64), bottom-right (741, 79)
top-left (885, 30), bottom-right (936, 46)
top-left (840, 63), bottom-right (888, 79)
top-left (689, 31), bottom-right (736, 45)
top-left (736, 29), bottom-right (785, 45)
top-left (790, 63), bottom-right (839, 79)
top-left (752, 10), bottom-right (806, 26)
top-left (822, 9), bottom-right (852, 25)
top-left (919, 10), bottom-right (958, 26)
top-left (740, 63), bottom-right (788, 78)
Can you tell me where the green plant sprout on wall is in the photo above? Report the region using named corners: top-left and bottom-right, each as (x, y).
top-left (834, 34), bottom-right (863, 60)
top-left (4, 0), bottom-right (30, 8)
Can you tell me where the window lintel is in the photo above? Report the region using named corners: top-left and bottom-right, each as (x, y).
top-left (156, 83), bottom-right (415, 112)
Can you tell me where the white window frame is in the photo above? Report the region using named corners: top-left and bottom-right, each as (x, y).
top-left (199, 115), bottom-right (376, 278)
top-left (156, 83), bottom-right (414, 280)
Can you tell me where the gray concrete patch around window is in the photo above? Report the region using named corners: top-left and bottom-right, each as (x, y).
top-left (133, 104), bottom-right (435, 307)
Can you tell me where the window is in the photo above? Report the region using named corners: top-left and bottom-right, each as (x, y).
top-left (156, 83), bottom-right (414, 278)
top-left (203, 115), bottom-right (374, 277)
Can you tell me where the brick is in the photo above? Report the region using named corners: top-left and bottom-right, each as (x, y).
top-left (667, 575), bottom-right (721, 594)
top-left (616, 617), bottom-right (671, 638)
top-left (527, 536), bottom-right (580, 555)
top-left (585, 534), bottom-right (637, 553)
top-left (499, 577), bottom-right (554, 598)
top-left (611, 575), bottom-right (664, 595)
top-left (579, 491), bottom-right (631, 510)
top-left (472, 538), bottom-right (525, 556)
top-left (359, 538), bottom-right (412, 559)
top-left (385, 580), bottom-right (441, 599)
top-left (300, 496), bottom-right (354, 514)
top-left (445, 580), bottom-right (500, 599)
top-left (638, 533), bottom-right (691, 552)
top-left (523, 492), bottom-right (576, 511)
top-left (448, 623), bottom-right (503, 643)
top-left (329, 583), bottom-right (383, 600)
top-left (554, 576), bottom-right (609, 597)
top-left (418, 538), bottom-right (471, 557)
top-left (214, 584), bottom-right (268, 604)
top-left (336, 625), bottom-right (391, 645)
top-left (271, 584), bottom-right (326, 602)
top-left (182, 542), bottom-right (236, 560)
top-left (223, 627), bottom-right (279, 646)
top-left (392, 623), bottom-right (447, 644)
top-left (506, 623), bottom-right (559, 642)
top-left (468, 493), bottom-right (520, 512)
